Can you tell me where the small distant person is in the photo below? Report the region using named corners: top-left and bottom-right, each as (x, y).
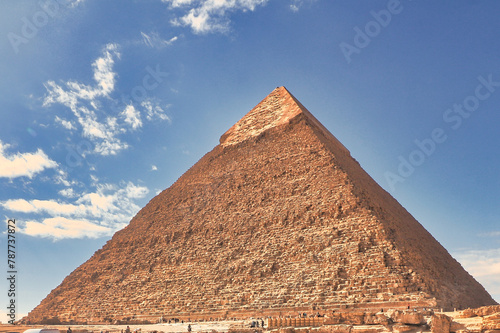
top-left (187, 324), bottom-right (192, 332)
top-left (261, 319), bottom-right (264, 328)
top-left (67, 327), bottom-right (72, 333)
top-left (125, 326), bottom-right (131, 333)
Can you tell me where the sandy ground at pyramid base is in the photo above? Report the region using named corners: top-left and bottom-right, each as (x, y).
top-left (0, 321), bottom-right (246, 333)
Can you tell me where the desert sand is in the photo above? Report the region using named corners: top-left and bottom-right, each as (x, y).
top-left (0, 320), bottom-right (250, 333)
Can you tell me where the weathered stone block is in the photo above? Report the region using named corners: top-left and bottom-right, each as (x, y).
top-left (391, 310), bottom-right (425, 325)
top-left (313, 324), bottom-right (352, 333)
top-left (392, 324), bottom-right (416, 333)
top-left (431, 314), bottom-right (452, 333)
top-left (351, 325), bottom-right (389, 333)
top-left (450, 320), bottom-right (466, 332)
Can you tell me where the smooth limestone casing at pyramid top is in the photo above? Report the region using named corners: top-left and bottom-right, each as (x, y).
top-left (25, 87), bottom-right (496, 324)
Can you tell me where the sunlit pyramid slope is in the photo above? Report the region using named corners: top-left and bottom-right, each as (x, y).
top-left (26, 87), bottom-right (496, 324)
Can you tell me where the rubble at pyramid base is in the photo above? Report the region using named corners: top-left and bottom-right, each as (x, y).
top-left (20, 305), bottom-right (500, 333)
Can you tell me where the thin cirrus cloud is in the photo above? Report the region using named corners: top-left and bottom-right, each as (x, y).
top-left (1, 181), bottom-right (149, 240)
top-left (141, 32), bottom-right (178, 48)
top-left (0, 140), bottom-right (58, 179)
top-left (454, 248), bottom-right (500, 300)
top-left (479, 231), bottom-right (500, 238)
top-left (142, 100), bottom-right (172, 123)
top-left (42, 43), bottom-right (170, 156)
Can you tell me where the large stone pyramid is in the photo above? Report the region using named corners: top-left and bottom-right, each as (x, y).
top-left (26, 87), bottom-right (495, 324)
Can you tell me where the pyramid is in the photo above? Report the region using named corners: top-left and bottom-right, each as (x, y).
top-left (26, 87), bottom-right (495, 324)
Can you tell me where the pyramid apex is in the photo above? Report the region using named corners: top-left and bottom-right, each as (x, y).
top-left (220, 86), bottom-right (307, 146)
top-left (220, 86), bottom-right (351, 157)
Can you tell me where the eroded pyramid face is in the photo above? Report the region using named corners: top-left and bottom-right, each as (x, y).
top-left (25, 87), bottom-right (495, 324)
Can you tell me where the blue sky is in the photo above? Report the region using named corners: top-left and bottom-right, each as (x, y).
top-left (1, 0), bottom-right (499, 321)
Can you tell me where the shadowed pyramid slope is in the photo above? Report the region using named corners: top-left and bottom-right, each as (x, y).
top-left (26, 87), bottom-right (496, 324)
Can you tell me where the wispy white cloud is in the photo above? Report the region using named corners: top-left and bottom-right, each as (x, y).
top-left (43, 43), bottom-right (172, 155)
top-left (123, 182), bottom-right (149, 199)
top-left (141, 32), bottom-right (178, 48)
top-left (55, 115), bottom-right (76, 130)
top-left (66, 0), bottom-right (86, 7)
top-left (0, 141), bottom-right (58, 179)
top-left (59, 187), bottom-right (77, 198)
top-left (54, 169), bottom-right (79, 187)
top-left (1, 181), bottom-right (149, 240)
top-left (168, 0), bottom-right (196, 7)
top-left (24, 217), bottom-right (112, 239)
top-left (290, 0), bottom-right (301, 12)
top-left (3, 198), bottom-right (81, 215)
top-left (289, 0), bottom-right (315, 12)
top-left (122, 104), bottom-right (142, 130)
top-left (89, 174), bottom-right (100, 187)
top-left (47, 44), bottom-right (119, 102)
top-left (164, 0), bottom-right (268, 33)
top-left (43, 43), bottom-right (127, 156)
top-left (454, 248), bottom-right (500, 301)
top-left (479, 231), bottom-right (500, 238)
top-left (142, 100), bottom-right (172, 123)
